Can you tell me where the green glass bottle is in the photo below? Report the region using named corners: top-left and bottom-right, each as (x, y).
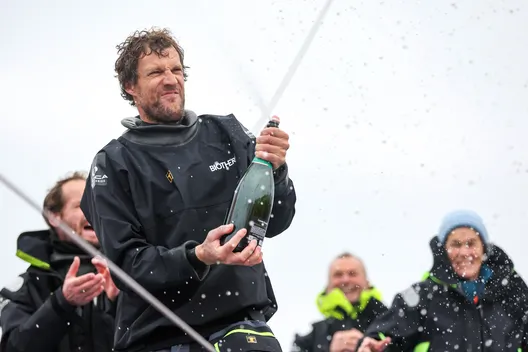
top-left (220, 119), bottom-right (279, 252)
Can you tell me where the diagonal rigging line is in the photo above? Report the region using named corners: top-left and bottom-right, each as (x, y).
top-left (250, 0), bottom-right (336, 136)
top-left (0, 173), bottom-right (216, 352)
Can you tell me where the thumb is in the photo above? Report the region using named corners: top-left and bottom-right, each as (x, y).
top-left (373, 337), bottom-right (391, 351)
top-left (207, 223), bottom-right (235, 241)
top-left (91, 255), bottom-right (108, 267)
top-left (66, 256), bottom-right (80, 278)
top-left (92, 256), bottom-right (109, 274)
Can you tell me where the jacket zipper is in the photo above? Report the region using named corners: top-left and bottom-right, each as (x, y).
top-left (477, 303), bottom-right (486, 351)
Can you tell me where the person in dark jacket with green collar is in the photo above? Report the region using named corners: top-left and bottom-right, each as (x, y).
top-left (292, 252), bottom-right (388, 352)
top-left (357, 209), bottom-right (528, 352)
top-left (0, 171), bottom-right (119, 352)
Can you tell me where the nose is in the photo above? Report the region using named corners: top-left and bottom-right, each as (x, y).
top-left (161, 68), bottom-right (178, 86)
top-left (459, 244), bottom-right (474, 257)
top-left (339, 275), bottom-right (353, 286)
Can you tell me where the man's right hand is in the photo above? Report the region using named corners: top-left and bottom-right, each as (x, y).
top-left (329, 329), bottom-right (364, 352)
top-left (195, 224), bottom-right (263, 266)
top-left (62, 256), bottom-right (105, 306)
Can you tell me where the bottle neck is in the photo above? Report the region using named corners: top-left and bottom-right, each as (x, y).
top-left (252, 157), bottom-right (273, 168)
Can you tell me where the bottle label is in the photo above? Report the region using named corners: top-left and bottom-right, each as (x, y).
top-left (247, 219), bottom-right (268, 246)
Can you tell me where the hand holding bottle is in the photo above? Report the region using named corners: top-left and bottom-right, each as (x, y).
top-left (195, 224), bottom-right (263, 266)
top-left (255, 116), bottom-right (290, 170)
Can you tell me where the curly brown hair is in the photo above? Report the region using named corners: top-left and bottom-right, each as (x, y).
top-left (114, 27), bottom-right (189, 106)
top-left (42, 171), bottom-right (87, 229)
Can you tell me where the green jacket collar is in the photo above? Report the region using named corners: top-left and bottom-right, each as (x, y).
top-left (16, 229), bottom-right (92, 272)
top-left (316, 287), bottom-right (382, 320)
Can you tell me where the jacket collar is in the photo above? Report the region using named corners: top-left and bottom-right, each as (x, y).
top-left (16, 229), bottom-right (91, 272)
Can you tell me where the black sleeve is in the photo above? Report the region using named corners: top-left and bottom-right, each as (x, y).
top-left (268, 162), bottom-right (297, 237)
top-left (523, 322), bottom-right (528, 351)
top-left (81, 150), bottom-right (210, 294)
top-left (245, 140), bottom-right (297, 238)
top-left (373, 298), bottom-right (389, 315)
top-left (509, 269), bottom-right (528, 350)
top-left (357, 285), bottom-right (425, 352)
top-left (100, 293), bottom-right (117, 318)
top-left (291, 330), bottom-right (315, 352)
top-left (363, 298), bottom-right (389, 330)
top-left (0, 275), bottom-right (77, 352)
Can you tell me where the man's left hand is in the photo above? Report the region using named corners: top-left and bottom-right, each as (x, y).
top-left (92, 256), bottom-right (120, 301)
top-left (255, 116), bottom-right (290, 170)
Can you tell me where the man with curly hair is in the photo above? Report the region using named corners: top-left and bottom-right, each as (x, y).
top-left (81, 27), bottom-right (297, 352)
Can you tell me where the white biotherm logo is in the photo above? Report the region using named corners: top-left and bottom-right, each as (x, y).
top-left (209, 156), bottom-right (236, 172)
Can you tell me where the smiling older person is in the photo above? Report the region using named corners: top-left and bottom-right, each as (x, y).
top-left (356, 209), bottom-right (528, 352)
top-left (292, 253), bottom-right (387, 352)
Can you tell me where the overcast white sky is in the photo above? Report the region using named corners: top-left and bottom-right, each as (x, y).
top-left (1, 0), bottom-right (528, 348)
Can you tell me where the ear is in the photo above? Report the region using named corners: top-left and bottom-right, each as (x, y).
top-left (48, 213), bottom-right (62, 228)
top-left (124, 81), bottom-right (137, 99)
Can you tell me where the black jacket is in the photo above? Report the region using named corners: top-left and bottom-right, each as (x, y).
top-left (293, 288), bottom-right (387, 352)
top-left (360, 237), bottom-right (528, 352)
top-left (0, 230), bottom-right (116, 352)
top-left (80, 111), bottom-right (297, 352)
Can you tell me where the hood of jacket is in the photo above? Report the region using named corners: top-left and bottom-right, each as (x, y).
top-left (16, 229), bottom-right (95, 276)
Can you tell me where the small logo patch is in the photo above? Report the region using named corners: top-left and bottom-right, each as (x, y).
top-left (166, 170), bottom-right (174, 183)
top-left (91, 165), bottom-right (108, 188)
top-left (246, 336), bottom-right (257, 344)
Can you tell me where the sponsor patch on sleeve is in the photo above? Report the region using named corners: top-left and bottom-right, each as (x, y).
top-left (91, 153), bottom-right (109, 188)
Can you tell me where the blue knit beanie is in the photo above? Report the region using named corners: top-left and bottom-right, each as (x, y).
top-left (437, 209), bottom-right (489, 245)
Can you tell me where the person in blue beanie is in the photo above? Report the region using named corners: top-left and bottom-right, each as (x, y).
top-left (356, 209), bottom-right (528, 352)
top-left (436, 209), bottom-right (491, 296)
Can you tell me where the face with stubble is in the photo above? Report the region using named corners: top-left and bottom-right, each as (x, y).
top-left (51, 179), bottom-right (99, 246)
top-left (125, 46), bottom-right (186, 124)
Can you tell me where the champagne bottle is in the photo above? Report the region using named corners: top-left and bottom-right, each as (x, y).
top-left (220, 118), bottom-right (279, 252)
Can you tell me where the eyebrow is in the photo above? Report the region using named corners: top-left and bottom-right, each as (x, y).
top-left (145, 64), bottom-right (182, 72)
top-left (450, 238), bottom-right (477, 243)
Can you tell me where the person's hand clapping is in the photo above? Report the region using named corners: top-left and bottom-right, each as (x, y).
top-left (62, 256), bottom-right (105, 306)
